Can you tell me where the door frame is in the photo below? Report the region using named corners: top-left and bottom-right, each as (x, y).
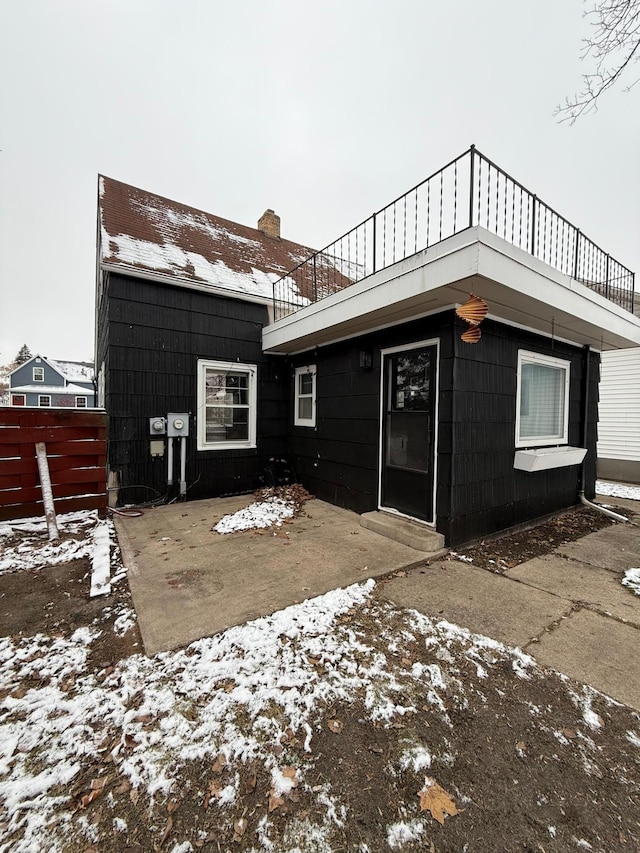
top-left (378, 338), bottom-right (440, 526)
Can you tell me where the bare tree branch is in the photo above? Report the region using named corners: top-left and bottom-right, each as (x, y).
top-left (556, 0), bottom-right (640, 122)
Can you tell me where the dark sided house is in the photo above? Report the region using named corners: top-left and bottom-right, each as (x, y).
top-left (96, 146), bottom-right (640, 546)
top-left (9, 354), bottom-right (95, 408)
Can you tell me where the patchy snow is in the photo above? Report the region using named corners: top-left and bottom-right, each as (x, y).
top-left (387, 819), bottom-right (425, 848)
top-left (596, 480), bottom-right (640, 500)
top-left (90, 520), bottom-right (111, 597)
top-left (0, 510), bottom-right (101, 575)
top-left (622, 568), bottom-right (640, 596)
top-left (214, 497), bottom-right (296, 534)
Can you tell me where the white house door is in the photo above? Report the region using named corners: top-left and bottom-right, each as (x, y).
top-left (381, 345), bottom-right (437, 522)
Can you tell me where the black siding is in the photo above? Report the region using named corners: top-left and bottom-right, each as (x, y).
top-left (98, 273), bottom-right (287, 504)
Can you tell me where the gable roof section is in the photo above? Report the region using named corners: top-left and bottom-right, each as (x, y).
top-left (98, 176), bottom-right (322, 302)
top-left (8, 355), bottom-right (94, 384)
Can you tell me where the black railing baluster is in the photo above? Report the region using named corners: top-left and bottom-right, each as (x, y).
top-left (469, 144), bottom-right (475, 228)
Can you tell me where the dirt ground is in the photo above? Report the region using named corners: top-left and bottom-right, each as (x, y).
top-left (1, 505), bottom-right (640, 853)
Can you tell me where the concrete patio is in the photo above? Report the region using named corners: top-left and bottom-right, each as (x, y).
top-left (114, 493), bottom-right (640, 711)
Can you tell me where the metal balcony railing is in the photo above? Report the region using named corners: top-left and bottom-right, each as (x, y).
top-left (273, 145), bottom-right (635, 320)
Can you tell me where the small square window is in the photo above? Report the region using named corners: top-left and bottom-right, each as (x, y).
top-left (11, 394), bottom-right (25, 406)
top-left (39, 395), bottom-right (51, 407)
top-left (516, 351), bottom-right (570, 447)
top-left (76, 396), bottom-right (87, 408)
top-left (294, 365), bottom-right (316, 427)
top-left (33, 366), bottom-right (44, 382)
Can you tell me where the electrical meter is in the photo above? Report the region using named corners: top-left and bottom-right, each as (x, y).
top-left (149, 417), bottom-right (166, 435)
top-left (167, 413), bottom-right (189, 437)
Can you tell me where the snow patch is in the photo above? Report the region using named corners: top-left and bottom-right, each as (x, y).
top-left (596, 480), bottom-right (640, 501)
top-left (214, 498), bottom-right (296, 534)
top-left (622, 568), bottom-right (640, 596)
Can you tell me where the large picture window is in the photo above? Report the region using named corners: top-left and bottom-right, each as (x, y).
top-left (516, 351), bottom-right (570, 447)
top-left (294, 365), bottom-right (316, 427)
top-left (197, 359), bottom-right (257, 450)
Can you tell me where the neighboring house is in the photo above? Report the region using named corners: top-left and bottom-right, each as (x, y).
top-left (597, 348), bottom-right (640, 483)
top-left (96, 146), bottom-right (640, 546)
top-left (9, 355), bottom-right (95, 408)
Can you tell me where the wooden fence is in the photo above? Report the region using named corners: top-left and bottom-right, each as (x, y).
top-left (0, 407), bottom-right (107, 522)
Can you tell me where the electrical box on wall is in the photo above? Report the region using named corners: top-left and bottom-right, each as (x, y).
top-left (149, 417), bottom-right (166, 435)
top-left (167, 413), bottom-right (189, 437)
top-left (150, 440), bottom-right (165, 457)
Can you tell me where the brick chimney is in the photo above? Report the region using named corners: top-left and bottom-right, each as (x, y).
top-left (258, 209), bottom-right (281, 239)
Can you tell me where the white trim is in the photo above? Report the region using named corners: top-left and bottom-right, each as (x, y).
top-left (515, 350), bottom-right (571, 448)
top-left (100, 262), bottom-right (273, 308)
top-left (378, 338), bottom-right (440, 526)
top-left (196, 359), bottom-right (257, 451)
top-left (294, 364), bottom-right (317, 427)
top-left (38, 395), bottom-right (52, 407)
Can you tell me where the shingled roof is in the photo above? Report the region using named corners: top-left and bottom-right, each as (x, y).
top-left (98, 176), bottom-right (319, 302)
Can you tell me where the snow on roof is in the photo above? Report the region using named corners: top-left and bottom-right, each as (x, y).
top-left (98, 176), bottom-right (325, 301)
top-left (49, 359), bottom-right (94, 382)
top-left (10, 383), bottom-right (92, 396)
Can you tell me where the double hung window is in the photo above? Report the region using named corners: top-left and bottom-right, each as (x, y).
top-left (33, 367), bottom-right (44, 382)
top-left (197, 359), bottom-right (257, 450)
top-left (294, 365), bottom-right (316, 427)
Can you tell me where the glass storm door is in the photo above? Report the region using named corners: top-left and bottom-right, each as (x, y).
top-left (381, 345), bottom-right (437, 521)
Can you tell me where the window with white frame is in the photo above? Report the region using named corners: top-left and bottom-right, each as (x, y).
top-left (294, 365), bottom-right (316, 427)
top-left (11, 394), bottom-right (25, 406)
top-left (197, 359), bottom-right (257, 450)
top-left (75, 396), bottom-right (87, 408)
top-left (33, 366), bottom-right (44, 382)
top-left (39, 395), bottom-right (51, 407)
top-left (516, 351), bottom-right (570, 447)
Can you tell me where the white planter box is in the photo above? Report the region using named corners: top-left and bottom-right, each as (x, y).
top-left (514, 446), bottom-right (588, 472)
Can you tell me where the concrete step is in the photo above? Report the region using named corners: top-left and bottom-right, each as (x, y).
top-left (360, 511), bottom-right (447, 555)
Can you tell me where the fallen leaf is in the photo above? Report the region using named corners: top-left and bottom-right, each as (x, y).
top-left (245, 772), bottom-right (257, 792)
top-left (233, 817), bottom-right (247, 840)
top-left (80, 777), bottom-right (107, 808)
top-left (167, 799), bottom-right (179, 813)
top-left (204, 780), bottom-right (223, 808)
top-left (516, 741), bottom-right (526, 752)
top-left (211, 753), bottom-right (227, 774)
top-left (159, 815), bottom-right (173, 847)
top-left (562, 728), bottom-right (577, 739)
top-left (114, 779), bottom-right (131, 794)
top-left (418, 778), bottom-right (460, 824)
top-left (268, 791), bottom-right (285, 813)
top-left (327, 719), bottom-right (344, 734)
top-left (401, 657), bottom-right (412, 667)
top-left (282, 766), bottom-right (299, 787)
top-left (129, 788), bottom-right (140, 806)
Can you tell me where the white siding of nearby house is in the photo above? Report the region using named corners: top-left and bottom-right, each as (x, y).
top-left (598, 348), bottom-right (640, 482)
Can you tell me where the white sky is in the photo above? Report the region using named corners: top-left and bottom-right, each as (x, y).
top-left (0, 0), bottom-right (638, 364)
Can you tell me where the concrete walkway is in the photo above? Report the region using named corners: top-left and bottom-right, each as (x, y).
top-left (380, 498), bottom-right (640, 711)
top-left (115, 493), bottom-right (640, 711)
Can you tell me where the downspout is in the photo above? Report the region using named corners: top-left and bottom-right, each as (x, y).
top-left (578, 344), bottom-right (628, 522)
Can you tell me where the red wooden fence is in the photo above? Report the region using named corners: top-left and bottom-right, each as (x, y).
top-left (0, 407), bottom-right (107, 521)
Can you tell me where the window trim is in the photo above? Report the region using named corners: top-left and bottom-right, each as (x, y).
top-left (75, 396), bottom-right (87, 408)
top-left (197, 358), bottom-right (257, 451)
top-left (11, 394), bottom-right (25, 406)
top-left (294, 364), bottom-right (317, 427)
top-left (33, 366), bottom-right (44, 382)
top-left (515, 350), bottom-right (570, 448)
top-left (39, 395), bottom-right (51, 407)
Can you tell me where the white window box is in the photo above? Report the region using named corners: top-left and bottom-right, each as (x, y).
top-left (513, 446), bottom-right (587, 472)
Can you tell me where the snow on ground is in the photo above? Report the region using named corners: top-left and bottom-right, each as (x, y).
top-left (596, 480), bottom-right (640, 501)
top-left (0, 510), bottom-right (109, 576)
top-left (622, 569), bottom-right (640, 597)
top-left (214, 497), bottom-right (296, 534)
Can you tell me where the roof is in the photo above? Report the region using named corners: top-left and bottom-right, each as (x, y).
top-left (98, 177), bottom-right (322, 302)
top-left (8, 355), bottom-right (94, 383)
top-left (49, 359), bottom-right (94, 382)
top-left (10, 383), bottom-right (92, 396)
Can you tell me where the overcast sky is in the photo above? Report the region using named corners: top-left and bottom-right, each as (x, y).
top-left (1, 0), bottom-right (638, 364)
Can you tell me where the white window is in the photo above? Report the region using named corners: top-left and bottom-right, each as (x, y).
top-left (33, 366), bottom-right (44, 382)
top-left (516, 351), bottom-right (570, 447)
top-left (39, 395), bottom-right (51, 407)
top-left (197, 359), bottom-right (257, 450)
top-left (11, 394), bottom-right (25, 406)
top-left (294, 365), bottom-right (317, 427)
top-left (75, 396), bottom-right (87, 408)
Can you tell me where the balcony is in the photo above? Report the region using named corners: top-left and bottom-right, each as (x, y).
top-left (272, 146), bottom-right (635, 323)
